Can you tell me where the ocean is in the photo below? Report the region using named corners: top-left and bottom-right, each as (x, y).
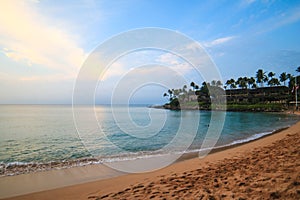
top-left (0, 105), bottom-right (299, 176)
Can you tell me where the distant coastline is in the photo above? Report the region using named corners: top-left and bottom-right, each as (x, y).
top-left (152, 103), bottom-right (294, 112)
top-left (160, 68), bottom-right (299, 112)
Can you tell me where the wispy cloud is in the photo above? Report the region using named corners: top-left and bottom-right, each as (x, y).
top-left (255, 6), bottom-right (300, 34)
top-left (100, 61), bottom-right (128, 81)
top-left (204, 36), bottom-right (236, 47)
top-left (243, 0), bottom-right (256, 5)
top-left (155, 53), bottom-right (194, 75)
top-left (99, 51), bottom-right (196, 82)
top-left (0, 0), bottom-right (86, 79)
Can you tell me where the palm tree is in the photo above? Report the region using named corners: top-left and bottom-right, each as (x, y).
top-left (164, 90), bottom-right (174, 101)
top-left (248, 77), bottom-right (256, 88)
top-left (256, 69), bottom-right (266, 87)
top-left (190, 82), bottom-right (195, 91)
top-left (168, 89), bottom-right (173, 101)
top-left (181, 85), bottom-right (188, 101)
top-left (225, 79), bottom-right (233, 89)
top-left (183, 85), bottom-right (187, 92)
top-left (263, 73), bottom-right (269, 87)
top-left (172, 89), bottom-right (180, 97)
top-left (226, 78), bottom-right (236, 89)
top-left (200, 82), bottom-right (209, 96)
top-left (288, 74), bottom-right (295, 90)
top-left (211, 80), bottom-right (216, 86)
top-left (268, 78), bottom-right (280, 86)
top-left (268, 72), bottom-right (275, 79)
top-left (231, 79), bottom-right (236, 89)
top-left (225, 79), bottom-right (235, 97)
top-left (273, 78), bottom-right (280, 86)
top-left (216, 80), bottom-right (222, 87)
top-left (267, 72), bottom-right (276, 87)
top-left (279, 72), bottom-right (288, 86)
top-left (236, 77), bottom-right (247, 89)
top-left (243, 77), bottom-right (249, 89)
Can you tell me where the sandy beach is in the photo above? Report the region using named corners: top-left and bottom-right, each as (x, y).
top-left (1, 119), bottom-right (300, 200)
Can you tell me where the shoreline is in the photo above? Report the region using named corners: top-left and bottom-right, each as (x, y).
top-left (1, 119), bottom-right (300, 199)
top-left (0, 121), bottom-right (293, 178)
top-left (176, 126), bottom-right (289, 163)
top-left (152, 104), bottom-right (298, 113)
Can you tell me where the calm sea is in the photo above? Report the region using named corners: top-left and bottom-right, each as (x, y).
top-left (0, 105), bottom-right (299, 176)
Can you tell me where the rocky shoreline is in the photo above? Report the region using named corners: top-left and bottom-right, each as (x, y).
top-left (150, 103), bottom-right (288, 112)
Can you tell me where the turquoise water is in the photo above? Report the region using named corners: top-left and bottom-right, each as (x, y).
top-left (0, 105), bottom-right (299, 175)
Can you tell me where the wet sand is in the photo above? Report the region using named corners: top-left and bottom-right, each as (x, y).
top-left (2, 120), bottom-right (300, 200)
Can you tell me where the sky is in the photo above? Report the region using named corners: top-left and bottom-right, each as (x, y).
top-left (0, 0), bottom-right (300, 104)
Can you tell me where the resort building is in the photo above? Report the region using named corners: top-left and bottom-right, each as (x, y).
top-left (225, 86), bottom-right (290, 104)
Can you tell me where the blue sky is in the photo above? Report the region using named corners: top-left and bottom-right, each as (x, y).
top-left (0, 0), bottom-right (300, 104)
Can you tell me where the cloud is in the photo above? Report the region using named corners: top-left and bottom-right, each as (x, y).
top-left (18, 73), bottom-right (77, 81)
top-left (0, 0), bottom-right (86, 79)
top-left (156, 53), bottom-right (182, 66)
top-left (204, 36), bottom-right (236, 47)
top-left (243, 0), bottom-right (256, 5)
top-left (183, 42), bottom-right (201, 52)
top-left (155, 52), bottom-right (195, 75)
top-left (256, 6), bottom-right (300, 34)
top-left (100, 61), bottom-right (128, 81)
top-left (100, 51), bottom-right (195, 82)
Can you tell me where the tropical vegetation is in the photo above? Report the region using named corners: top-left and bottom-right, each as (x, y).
top-left (162, 67), bottom-right (300, 111)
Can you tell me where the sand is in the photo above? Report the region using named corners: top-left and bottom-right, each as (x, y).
top-left (2, 120), bottom-right (300, 200)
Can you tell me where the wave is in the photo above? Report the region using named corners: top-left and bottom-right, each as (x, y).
top-left (0, 158), bottom-right (101, 177)
top-left (0, 126), bottom-right (290, 177)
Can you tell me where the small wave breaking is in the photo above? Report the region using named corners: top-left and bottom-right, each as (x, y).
top-left (0, 126), bottom-right (290, 177)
